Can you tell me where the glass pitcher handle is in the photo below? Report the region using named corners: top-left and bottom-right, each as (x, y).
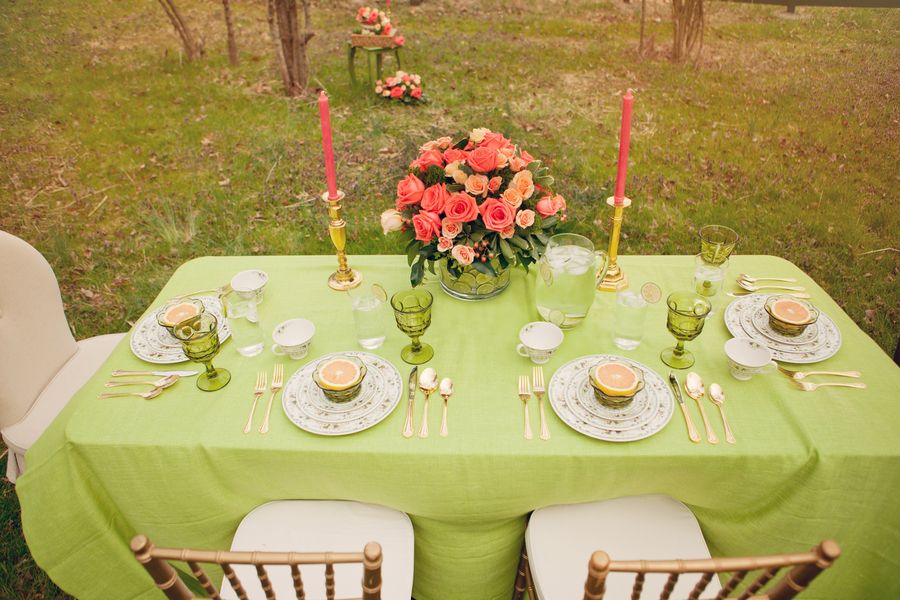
top-left (594, 250), bottom-right (610, 286)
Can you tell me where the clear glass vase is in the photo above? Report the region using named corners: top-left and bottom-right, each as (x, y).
top-left (438, 260), bottom-right (511, 301)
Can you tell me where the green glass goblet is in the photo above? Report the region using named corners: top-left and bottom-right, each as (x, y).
top-left (172, 312), bottom-right (231, 391)
top-left (391, 289), bottom-right (434, 365)
top-left (699, 225), bottom-right (738, 266)
top-left (660, 291), bottom-right (712, 370)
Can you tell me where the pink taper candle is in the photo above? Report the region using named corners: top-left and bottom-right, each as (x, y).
top-left (613, 89), bottom-right (634, 206)
top-left (318, 91), bottom-right (339, 200)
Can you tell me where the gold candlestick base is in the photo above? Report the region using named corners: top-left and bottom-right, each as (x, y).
top-left (598, 196), bottom-right (630, 292)
top-left (322, 191), bottom-right (362, 291)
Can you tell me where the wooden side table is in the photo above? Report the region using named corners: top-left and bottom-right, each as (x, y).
top-left (347, 35), bottom-right (403, 87)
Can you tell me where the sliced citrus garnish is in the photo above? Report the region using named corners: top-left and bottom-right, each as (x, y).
top-left (640, 282), bottom-right (661, 304)
top-left (163, 302), bottom-right (200, 326)
top-left (592, 362), bottom-right (640, 397)
top-left (372, 283), bottom-right (388, 303)
top-left (318, 358), bottom-right (361, 390)
top-left (771, 299), bottom-right (811, 324)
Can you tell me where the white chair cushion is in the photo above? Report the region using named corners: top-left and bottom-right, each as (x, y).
top-left (526, 494), bottom-right (721, 600)
top-left (222, 500), bottom-right (414, 600)
top-left (2, 332), bottom-right (124, 480)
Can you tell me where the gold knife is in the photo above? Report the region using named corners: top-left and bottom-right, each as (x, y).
top-left (669, 372), bottom-right (700, 443)
top-left (402, 366), bottom-right (418, 438)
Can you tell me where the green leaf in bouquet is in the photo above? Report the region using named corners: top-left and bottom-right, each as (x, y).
top-left (447, 260), bottom-right (462, 278)
top-left (447, 183), bottom-right (465, 193)
top-left (452, 137), bottom-right (468, 150)
top-left (533, 232), bottom-right (550, 244)
top-left (498, 254), bottom-right (510, 270)
top-left (469, 231), bottom-right (485, 243)
top-left (406, 240), bottom-right (420, 266)
top-left (509, 235), bottom-right (531, 250)
top-left (529, 242), bottom-right (542, 261)
top-left (535, 175), bottom-right (555, 187)
top-left (410, 256), bottom-right (425, 287)
top-left (400, 228), bottom-right (415, 242)
top-left (499, 238), bottom-right (516, 260)
top-left (541, 216), bottom-right (559, 229)
top-left (423, 165), bottom-right (446, 187)
top-left (526, 160), bottom-right (543, 172)
top-left (471, 260), bottom-right (497, 277)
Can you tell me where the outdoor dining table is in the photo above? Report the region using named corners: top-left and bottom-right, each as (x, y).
top-left (15, 254), bottom-right (900, 600)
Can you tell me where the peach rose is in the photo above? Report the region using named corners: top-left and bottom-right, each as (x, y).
top-left (443, 148), bottom-right (468, 164)
top-left (421, 183), bottom-right (449, 213)
top-left (442, 219), bottom-right (462, 239)
top-left (500, 225), bottom-right (515, 239)
top-left (515, 209), bottom-right (536, 229)
top-left (410, 149), bottom-right (444, 172)
top-left (444, 192), bottom-right (479, 222)
top-left (437, 236), bottom-right (453, 252)
top-left (495, 150), bottom-right (509, 170)
top-left (479, 197), bottom-right (515, 232)
top-left (396, 174), bottom-right (425, 207)
top-left (465, 174), bottom-right (489, 197)
top-left (467, 146), bottom-right (498, 173)
top-left (488, 176), bottom-right (502, 193)
top-left (452, 169), bottom-right (468, 185)
top-left (508, 155), bottom-right (526, 172)
top-left (469, 127), bottom-right (491, 144)
top-left (535, 195), bottom-right (558, 217)
top-left (451, 244), bottom-right (475, 266)
top-left (380, 209), bottom-right (404, 234)
top-left (412, 211), bottom-right (442, 242)
top-left (444, 160), bottom-right (461, 177)
top-left (420, 136), bottom-right (453, 152)
top-left (510, 169), bottom-right (535, 200)
top-left (501, 187), bottom-right (523, 209)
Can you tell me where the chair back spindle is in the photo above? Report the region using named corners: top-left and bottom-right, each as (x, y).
top-left (289, 564), bottom-right (305, 600)
top-left (187, 560), bottom-right (222, 599)
top-left (222, 563), bottom-right (249, 600)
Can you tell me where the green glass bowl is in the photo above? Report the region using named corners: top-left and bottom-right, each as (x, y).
top-left (764, 295), bottom-right (819, 337)
top-left (588, 362), bottom-right (645, 408)
top-left (312, 356), bottom-right (367, 403)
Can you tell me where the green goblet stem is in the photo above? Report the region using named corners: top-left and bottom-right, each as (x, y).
top-left (673, 340), bottom-right (686, 357)
top-left (202, 361), bottom-right (219, 379)
top-left (410, 337), bottom-right (422, 353)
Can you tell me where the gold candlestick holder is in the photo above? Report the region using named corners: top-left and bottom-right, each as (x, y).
top-left (322, 191), bottom-right (362, 291)
top-left (598, 196), bottom-right (630, 292)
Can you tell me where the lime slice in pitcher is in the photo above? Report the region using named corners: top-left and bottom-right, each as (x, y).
top-left (371, 283), bottom-right (388, 303)
top-left (640, 282), bottom-right (662, 304)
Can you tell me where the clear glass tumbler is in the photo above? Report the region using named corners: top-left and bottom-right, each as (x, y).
top-left (221, 289), bottom-right (264, 357)
top-left (612, 289), bottom-right (648, 350)
top-left (349, 285), bottom-right (387, 350)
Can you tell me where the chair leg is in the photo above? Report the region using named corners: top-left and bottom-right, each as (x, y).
top-left (366, 51), bottom-right (376, 87)
top-left (347, 44), bottom-right (357, 87)
top-left (375, 51), bottom-right (384, 81)
top-left (513, 543), bottom-right (536, 600)
top-left (394, 48), bottom-right (402, 70)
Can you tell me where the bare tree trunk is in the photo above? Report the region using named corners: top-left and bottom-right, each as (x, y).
top-left (270, 0), bottom-right (315, 96)
top-left (157, 0), bottom-right (202, 61)
top-left (639, 0), bottom-right (646, 56)
top-left (266, 0), bottom-right (291, 91)
top-left (671, 0), bottom-right (704, 62)
top-left (222, 0), bottom-right (238, 65)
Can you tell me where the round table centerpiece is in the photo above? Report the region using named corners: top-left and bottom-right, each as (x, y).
top-left (381, 128), bottom-right (569, 300)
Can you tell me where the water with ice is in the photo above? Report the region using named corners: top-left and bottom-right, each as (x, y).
top-left (352, 295), bottom-right (387, 349)
top-left (613, 290), bottom-right (648, 350)
top-left (535, 243), bottom-right (597, 328)
top-left (225, 298), bottom-right (264, 357)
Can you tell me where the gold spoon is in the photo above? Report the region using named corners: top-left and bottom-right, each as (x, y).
top-left (418, 367), bottom-right (438, 438)
top-left (103, 375), bottom-right (179, 389)
top-left (684, 372), bottom-right (718, 444)
top-left (439, 378), bottom-right (453, 438)
top-left (97, 387), bottom-right (165, 400)
top-left (709, 383), bottom-right (735, 444)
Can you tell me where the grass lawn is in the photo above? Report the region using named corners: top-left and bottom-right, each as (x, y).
top-left (1, 0), bottom-right (897, 596)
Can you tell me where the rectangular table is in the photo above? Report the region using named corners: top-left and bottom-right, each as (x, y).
top-left (17, 255), bottom-right (900, 599)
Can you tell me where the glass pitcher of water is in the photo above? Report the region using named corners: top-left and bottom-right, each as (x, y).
top-left (535, 233), bottom-right (609, 328)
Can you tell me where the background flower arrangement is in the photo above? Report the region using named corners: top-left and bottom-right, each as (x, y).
top-left (381, 128), bottom-right (568, 286)
top-left (375, 71), bottom-right (426, 104)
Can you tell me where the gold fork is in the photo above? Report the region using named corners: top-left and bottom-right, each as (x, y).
top-left (791, 381), bottom-right (866, 392)
top-left (532, 367), bottom-right (550, 441)
top-left (776, 364), bottom-right (862, 380)
top-left (518, 375), bottom-right (533, 440)
top-left (244, 371), bottom-right (267, 434)
top-left (259, 364), bottom-right (284, 434)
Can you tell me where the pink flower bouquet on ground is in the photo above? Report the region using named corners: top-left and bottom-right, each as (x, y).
top-left (376, 71), bottom-right (427, 104)
top-left (381, 128), bottom-right (568, 287)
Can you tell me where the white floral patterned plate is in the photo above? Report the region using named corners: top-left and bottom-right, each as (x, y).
top-left (548, 354), bottom-right (674, 442)
top-left (129, 296), bottom-right (230, 364)
top-left (281, 352), bottom-right (402, 436)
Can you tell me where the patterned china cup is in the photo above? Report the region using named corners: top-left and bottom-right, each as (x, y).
top-left (724, 337), bottom-right (776, 381)
top-left (312, 355), bottom-right (367, 402)
top-left (764, 296), bottom-right (819, 337)
top-left (230, 269), bottom-right (269, 304)
top-left (589, 361), bottom-right (645, 408)
top-left (516, 322), bottom-right (564, 365)
top-left (271, 318), bottom-right (315, 359)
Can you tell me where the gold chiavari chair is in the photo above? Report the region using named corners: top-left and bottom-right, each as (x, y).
top-left (132, 500), bottom-right (414, 600)
top-left (515, 495), bottom-right (840, 600)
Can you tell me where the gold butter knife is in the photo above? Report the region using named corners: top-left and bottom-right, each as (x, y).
top-left (402, 366), bottom-right (418, 438)
top-left (669, 372), bottom-right (700, 443)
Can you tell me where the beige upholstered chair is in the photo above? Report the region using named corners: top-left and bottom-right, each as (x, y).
top-left (0, 230), bottom-right (124, 482)
top-left (517, 495), bottom-right (839, 600)
top-left (132, 500), bottom-right (415, 600)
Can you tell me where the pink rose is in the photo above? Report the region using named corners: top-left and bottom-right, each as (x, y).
top-left (444, 192), bottom-right (479, 222)
top-left (479, 197), bottom-right (515, 232)
top-left (437, 236), bottom-right (453, 252)
top-left (391, 87), bottom-right (404, 99)
top-left (501, 188), bottom-right (523, 209)
top-left (500, 225), bottom-right (515, 239)
top-left (411, 88), bottom-right (423, 99)
top-left (396, 174), bottom-right (425, 207)
top-left (442, 219), bottom-right (461, 239)
top-left (535, 195), bottom-right (558, 217)
top-left (466, 146), bottom-right (498, 173)
top-left (412, 211), bottom-right (442, 243)
top-left (480, 131), bottom-right (511, 152)
top-left (410, 149), bottom-right (444, 172)
top-left (383, 23), bottom-right (392, 35)
top-left (443, 148), bottom-right (468, 163)
top-left (393, 35), bottom-right (405, 46)
top-left (465, 174), bottom-right (489, 197)
top-left (420, 183), bottom-right (449, 213)
top-left (451, 244), bottom-right (475, 266)
top-left (515, 209), bottom-right (536, 229)
top-left (552, 193), bottom-right (567, 213)
top-left (488, 176), bottom-right (502, 193)
top-left (520, 149), bottom-right (535, 164)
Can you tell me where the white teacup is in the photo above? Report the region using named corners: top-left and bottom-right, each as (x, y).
top-left (724, 337), bottom-right (776, 381)
top-left (231, 270), bottom-right (269, 304)
top-left (516, 322), bottom-right (564, 365)
top-left (272, 318), bottom-right (315, 359)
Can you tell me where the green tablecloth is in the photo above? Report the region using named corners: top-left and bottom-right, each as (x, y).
top-left (16, 255), bottom-right (900, 599)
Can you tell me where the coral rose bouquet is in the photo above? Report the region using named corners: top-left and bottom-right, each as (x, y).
top-left (382, 128), bottom-right (568, 287)
top-left (354, 6), bottom-right (404, 45)
top-left (376, 71), bottom-right (426, 104)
